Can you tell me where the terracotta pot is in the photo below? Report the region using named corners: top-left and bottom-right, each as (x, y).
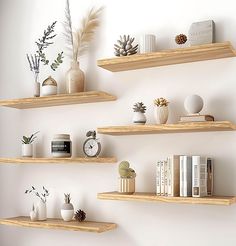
top-left (66, 61), bottom-right (85, 93)
top-left (118, 177), bottom-right (135, 194)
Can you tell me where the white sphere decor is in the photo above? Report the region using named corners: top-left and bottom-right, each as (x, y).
top-left (184, 94), bottom-right (204, 114)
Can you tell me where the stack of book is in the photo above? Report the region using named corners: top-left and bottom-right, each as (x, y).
top-left (179, 114), bottom-right (214, 122)
top-left (156, 155), bottom-right (213, 198)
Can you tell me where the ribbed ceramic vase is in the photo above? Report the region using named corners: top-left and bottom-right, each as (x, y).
top-left (37, 200), bottom-right (47, 221)
top-left (66, 61), bottom-right (85, 93)
top-left (118, 177), bottom-right (135, 194)
top-left (154, 106), bottom-right (169, 124)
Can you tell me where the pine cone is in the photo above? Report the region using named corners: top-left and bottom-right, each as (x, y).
top-left (74, 209), bottom-right (86, 222)
top-left (175, 34), bottom-right (187, 45)
top-left (114, 35), bottom-right (138, 56)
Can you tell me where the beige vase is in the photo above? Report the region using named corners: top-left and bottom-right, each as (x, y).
top-left (66, 61), bottom-right (85, 93)
top-left (118, 177), bottom-right (135, 194)
top-left (154, 106), bottom-right (169, 124)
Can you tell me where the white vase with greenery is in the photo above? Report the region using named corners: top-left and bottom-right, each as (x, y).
top-left (63, 1), bottom-right (102, 93)
top-left (21, 131), bottom-right (39, 157)
top-left (154, 98), bottom-right (169, 124)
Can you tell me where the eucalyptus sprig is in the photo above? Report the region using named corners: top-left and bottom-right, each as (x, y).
top-left (25, 186), bottom-right (49, 203)
top-left (36, 21), bottom-right (64, 70)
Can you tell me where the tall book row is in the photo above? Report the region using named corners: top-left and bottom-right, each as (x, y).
top-left (156, 155), bottom-right (213, 198)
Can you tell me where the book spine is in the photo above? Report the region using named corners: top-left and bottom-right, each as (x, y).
top-left (192, 156), bottom-right (207, 197)
top-left (207, 158), bottom-right (213, 196)
top-left (180, 156), bottom-right (185, 197)
top-left (156, 161), bottom-right (161, 195)
top-left (164, 160), bottom-right (168, 196)
top-left (167, 158), bottom-right (172, 196)
top-left (160, 161), bottom-right (165, 196)
top-left (186, 156), bottom-right (192, 197)
top-left (168, 155), bottom-right (180, 197)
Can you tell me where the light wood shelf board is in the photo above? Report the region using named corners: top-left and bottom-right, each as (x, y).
top-left (0, 216), bottom-right (117, 233)
top-left (0, 157), bottom-right (117, 164)
top-left (97, 121), bottom-right (236, 135)
top-left (97, 42), bottom-right (236, 72)
top-left (0, 91), bottom-right (116, 109)
top-left (97, 192), bottom-right (236, 206)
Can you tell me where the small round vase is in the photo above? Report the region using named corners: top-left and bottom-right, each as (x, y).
top-left (66, 61), bottom-right (85, 93)
top-left (37, 200), bottom-right (47, 221)
top-left (133, 112), bottom-right (146, 125)
top-left (41, 76), bottom-right (57, 96)
top-left (154, 106), bottom-right (169, 124)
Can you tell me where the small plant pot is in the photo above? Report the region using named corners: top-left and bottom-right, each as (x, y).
top-left (133, 112), bottom-right (146, 125)
top-left (61, 209), bottom-right (74, 221)
top-left (118, 177), bottom-right (135, 194)
top-left (37, 200), bottom-right (47, 221)
top-left (154, 106), bottom-right (169, 124)
top-left (22, 144), bottom-right (33, 157)
top-left (41, 76), bottom-right (57, 96)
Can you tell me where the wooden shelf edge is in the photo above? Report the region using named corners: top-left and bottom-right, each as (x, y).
top-left (0, 157), bottom-right (117, 164)
top-left (97, 121), bottom-right (236, 135)
top-left (0, 91), bottom-right (117, 109)
top-left (0, 216), bottom-right (117, 233)
top-left (97, 192), bottom-right (236, 206)
top-left (97, 42), bottom-right (236, 72)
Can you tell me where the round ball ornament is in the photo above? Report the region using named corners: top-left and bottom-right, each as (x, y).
top-left (83, 131), bottom-right (101, 157)
top-left (184, 94), bottom-right (204, 114)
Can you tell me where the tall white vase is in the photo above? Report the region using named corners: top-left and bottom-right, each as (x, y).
top-left (154, 106), bottom-right (169, 124)
top-left (140, 34), bottom-right (156, 53)
top-left (37, 200), bottom-right (47, 221)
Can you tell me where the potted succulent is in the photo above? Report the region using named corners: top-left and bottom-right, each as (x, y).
top-left (132, 102), bottom-right (147, 124)
top-left (61, 193), bottom-right (74, 221)
top-left (21, 131), bottom-right (39, 157)
top-left (25, 186), bottom-right (49, 221)
top-left (63, 1), bottom-right (102, 93)
top-left (118, 161), bottom-right (136, 194)
top-left (154, 97), bottom-right (169, 124)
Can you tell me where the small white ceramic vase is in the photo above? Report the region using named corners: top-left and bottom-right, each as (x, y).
top-left (34, 82), bottom-right (40, 97)
top-left (22, 144), bottom-right (33, 157)
top-left (66, 61), bottom-right (85, 93)
top-left (184, 94), bottom-right (204, 114)
top-left (154, 106), bottom-right (169, 124)
top-left (37, 200), bottom-right (47, 221)
top-left (140, 34), bottom-right (156, 53)
top-left (61, 210), bottom-right (74, 222)
top-left (133, 112), bottom-right (146, 125)
top-left (41, 76), bottom-right (57, 96)
top-left (118, 177), bottom-right (135, 194)
top-left (30, 205), bottom-right (38, 221)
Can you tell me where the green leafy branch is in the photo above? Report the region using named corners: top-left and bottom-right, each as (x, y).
top-left (21, 131), bottom-right (39, 144)
top-left (51, 52), bottom-right (64, 71)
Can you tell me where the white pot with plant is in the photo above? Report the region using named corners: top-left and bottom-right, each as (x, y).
top-left (25, 186), bottom-right (49, 221)
top-left (61, 193), bottom-right (74, 221)
top-left (27, 21), bottom-right (64, 97)
top-left (21, 131), bottom-right (39, 157)
top-left (118, 161), bottom-right (136, 194)
top-left (132, 102), bottom-right (147, 124)
top-left (154, 97), bottom-right (169, 124)
top-left (63, 1), bottom-right (103, 93)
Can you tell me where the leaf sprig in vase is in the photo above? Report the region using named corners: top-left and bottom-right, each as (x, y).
top-left (63, 0), bottom-right (103, 93)
top-left (25, 186), bottom-right (49, 203)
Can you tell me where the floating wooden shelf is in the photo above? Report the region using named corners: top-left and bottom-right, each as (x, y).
top-left (0, 216), bottom-right (117, 233)
top-left (97, 121), bottom-right (236, 136)
top-left (98, 192), bottom-right (236, 206)
top-left (0, 157), bottom-right (117, 164)
top-left (97, 42), bottom-right (236, 72)
top-left (0, 91), bottom-right (116, 109)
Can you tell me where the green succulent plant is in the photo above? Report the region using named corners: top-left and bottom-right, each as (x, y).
top-left (133, 102), bottom-right (146, 113)
top-left (119, 161), bottom-right (136, 178)
top-left (21, 131), bottom-right (39, 144)
top-left (64, 193), bottom-right (71, 204)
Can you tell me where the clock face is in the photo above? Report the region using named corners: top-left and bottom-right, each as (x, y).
top-left (83, 138), bottom-right (101, 157)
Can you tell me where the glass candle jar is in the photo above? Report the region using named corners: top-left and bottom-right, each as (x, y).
top-left (51, 134), bottom-right (72, 157)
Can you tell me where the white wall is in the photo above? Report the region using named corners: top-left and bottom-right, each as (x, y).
top-left (1, 0), bottom-right (236, 245)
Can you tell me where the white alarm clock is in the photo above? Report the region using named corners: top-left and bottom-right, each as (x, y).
top-left (83, 131), bottom-right (101, 157)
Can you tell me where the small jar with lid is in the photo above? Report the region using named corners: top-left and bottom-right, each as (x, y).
top-left (51, 134), bottom-right (72, 157)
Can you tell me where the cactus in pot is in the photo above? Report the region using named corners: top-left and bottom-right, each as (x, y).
top-left (118, 161), bottom-right (136, 194)
top-left (61, 193), bottom-right (74, 221)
